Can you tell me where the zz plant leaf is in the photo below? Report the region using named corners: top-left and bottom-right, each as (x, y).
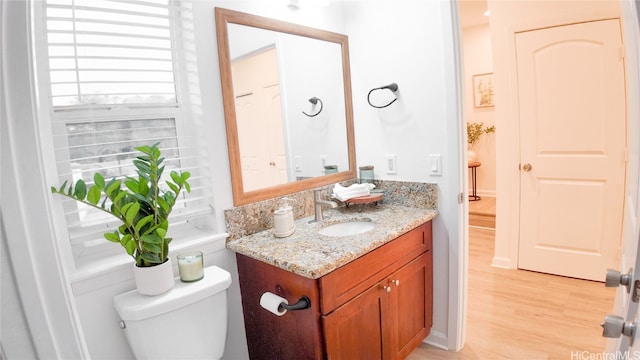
top-left (50, 143), bottom-right (191, 267)
top-left (87, 186), bottom-right (101, 205)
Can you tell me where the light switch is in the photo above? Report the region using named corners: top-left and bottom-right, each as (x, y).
top-left (429, 154), bottom-right (442, 176)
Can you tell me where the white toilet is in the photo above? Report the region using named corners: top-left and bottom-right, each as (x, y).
top-left (114, 265), bottom-right (232, 360)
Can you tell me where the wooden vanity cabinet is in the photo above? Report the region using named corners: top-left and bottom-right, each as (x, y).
top-left (236, 221), bottom-right (432, 360)
top-left (323, 252), bottom-right (432, 359)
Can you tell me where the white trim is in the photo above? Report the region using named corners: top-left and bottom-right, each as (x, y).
top-left (472, 190), bottom-right (496, 198)
top-left (70, 232), bottom-right (227, 296)
top-left (2, 1), bottom-right (88, 357)
top-left (491, 256), bottom-right (516, 269)
top-left (614, 2), bottom-right (640, 354)
top-left (443, 0), bottom-right (467, 351)
top-left (424, 330), bottom-right (449, 350)
top-left (69, 231), bottom-right (227, 283)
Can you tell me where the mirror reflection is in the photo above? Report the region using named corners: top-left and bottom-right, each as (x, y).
top-left (228, 23), bottom-right (349, 192)
top-left (215, 7), bottom-right (356, 206)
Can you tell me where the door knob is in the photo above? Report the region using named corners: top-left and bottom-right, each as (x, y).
top-left (522, 163), bottom-right (532, 172)
top-left (601, 314), bottom-right (637, 346)
top-left (606, 268), bottom-right (633, 293)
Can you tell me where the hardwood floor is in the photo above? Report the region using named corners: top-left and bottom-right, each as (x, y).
top-left (468, 196), bottom-right (496, 216)
top-left (469, 196), bottom-right (496, 228)
top-left (407, 227), bottom-right (615, 359)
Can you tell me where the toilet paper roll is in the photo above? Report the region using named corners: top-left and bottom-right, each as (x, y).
top-left (260, 292), bottom-right (288, 316)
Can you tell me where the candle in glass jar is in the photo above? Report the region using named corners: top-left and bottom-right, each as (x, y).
top-left (177, 251), bottom-right (204, 282)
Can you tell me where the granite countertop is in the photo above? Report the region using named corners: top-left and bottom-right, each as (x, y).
top-left (226, 204), bottom-right (438, 279)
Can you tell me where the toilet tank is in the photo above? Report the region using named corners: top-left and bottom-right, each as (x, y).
top-left (114, 266), bottom-right (232, 360)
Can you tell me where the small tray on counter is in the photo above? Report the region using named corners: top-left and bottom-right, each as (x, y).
top-left (343, 193), bottom-right (384, 212)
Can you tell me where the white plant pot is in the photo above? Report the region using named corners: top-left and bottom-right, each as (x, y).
top-left (468, 149), bottom-right (477, 164)
top-left (133, 257), bottom-right (175, 296)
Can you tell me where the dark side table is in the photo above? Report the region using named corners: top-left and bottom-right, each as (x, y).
top-left (468, 161), bottom-right (481, 201)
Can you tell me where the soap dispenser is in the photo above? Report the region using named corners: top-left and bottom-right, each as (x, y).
top-left (274, 198), bottom-right (295, 238)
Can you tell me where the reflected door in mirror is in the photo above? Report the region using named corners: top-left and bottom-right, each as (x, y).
top-left (233, 47), bottom-right (289, 191)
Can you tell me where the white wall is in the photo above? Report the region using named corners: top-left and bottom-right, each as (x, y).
top-left (1, 0), bottom-right (465, 358)
top-left (282, 35), bottom-right (350, 177)
top-left (1, 224), bottom-right (38, 359)
top-left (343, 0), bottom-right (463, 348)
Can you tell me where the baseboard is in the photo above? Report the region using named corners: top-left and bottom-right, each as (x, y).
top-left (468, 191), bottom-right (496, 198)
top-left (478, 191), bottom-right (496, 197)
top-left (491, 256), bottom-right (516, 269)
top-left (423, 330), bottom-right (449, 350)
top-left (469, 224), bottom-right (496, 230)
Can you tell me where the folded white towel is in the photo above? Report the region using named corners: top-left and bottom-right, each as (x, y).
top-left (332, 183), bottom-right (376, 201)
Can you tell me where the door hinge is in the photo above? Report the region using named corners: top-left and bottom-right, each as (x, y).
top-left (458, 192), bottom-right (464, 204)
top-left (620, 46), bottom-right (625, 61)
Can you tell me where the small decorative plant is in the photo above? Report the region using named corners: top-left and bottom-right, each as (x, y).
top-left (467, 122), bottom-right (495, 148)
top-left (51, 144), bottom-right (191, 267)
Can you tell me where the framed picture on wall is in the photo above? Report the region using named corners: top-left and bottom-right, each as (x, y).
top-left (473, 73), bottom-right (494, 108)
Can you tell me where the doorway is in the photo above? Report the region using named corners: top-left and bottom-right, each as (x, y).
top-left (460, 0), bottom-right (626, 277)
top-left (456, 0), bottom-right (627, 352)
top-left (459, 1), bottom-right (497, 231)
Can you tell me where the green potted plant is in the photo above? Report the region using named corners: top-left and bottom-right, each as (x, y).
top-left (466, 122), bottom-right (495, 163)
top-left (51, 143), bottom-right (191, 295)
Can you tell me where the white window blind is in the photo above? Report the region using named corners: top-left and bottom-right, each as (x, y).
top-left (45, 0), bottom-right (178, 107)
top-left (42, 0), bottom-right (215, 267)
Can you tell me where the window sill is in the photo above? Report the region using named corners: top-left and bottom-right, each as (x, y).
top-left (69, 230), bottom-right (228, 296)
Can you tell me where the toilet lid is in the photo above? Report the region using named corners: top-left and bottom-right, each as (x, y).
top-left (114, 265), bottom-right (231, 321)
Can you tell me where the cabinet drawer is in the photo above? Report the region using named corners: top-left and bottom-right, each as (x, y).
top-left (319, 221), bottom-right (431, 314)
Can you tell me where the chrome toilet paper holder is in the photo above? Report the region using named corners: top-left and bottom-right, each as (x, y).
top-left (279, 296), bottom-right (311, 312)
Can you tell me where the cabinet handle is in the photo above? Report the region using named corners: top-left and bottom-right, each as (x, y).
top-left (382, 285), bottom-right (391, 293)
top-left (392, 279), bottom-right (400, 287)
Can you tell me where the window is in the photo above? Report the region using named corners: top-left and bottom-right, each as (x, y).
top-left (45, 0), bottom-right (178, 107)
top-left (39, 0), bottom-right (215, 269)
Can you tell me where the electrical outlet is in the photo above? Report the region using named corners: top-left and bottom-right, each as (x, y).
top-left (386, 154), bottom-right (397, 174)
top-left (294, 156), bottom-right (302, 173)
top-left (320, 155), bottom-right (328, 169)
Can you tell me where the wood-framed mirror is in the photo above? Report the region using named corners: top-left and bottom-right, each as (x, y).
top-left (215, 7), bottom-right (356, 206)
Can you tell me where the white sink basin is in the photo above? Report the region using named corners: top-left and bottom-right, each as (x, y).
top-left (318, 220), bottom-right (375, 237)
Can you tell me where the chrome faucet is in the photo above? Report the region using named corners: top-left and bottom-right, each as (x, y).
top-left (311, 189), bottom-right (337, 223)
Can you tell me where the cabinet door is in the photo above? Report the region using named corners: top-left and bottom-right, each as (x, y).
top-left (391, 252), bottom-right (432, 359)
top-left (323, 282), bottom-right (393, 360)
top-left (236, 254), bottom-right (324, 360)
